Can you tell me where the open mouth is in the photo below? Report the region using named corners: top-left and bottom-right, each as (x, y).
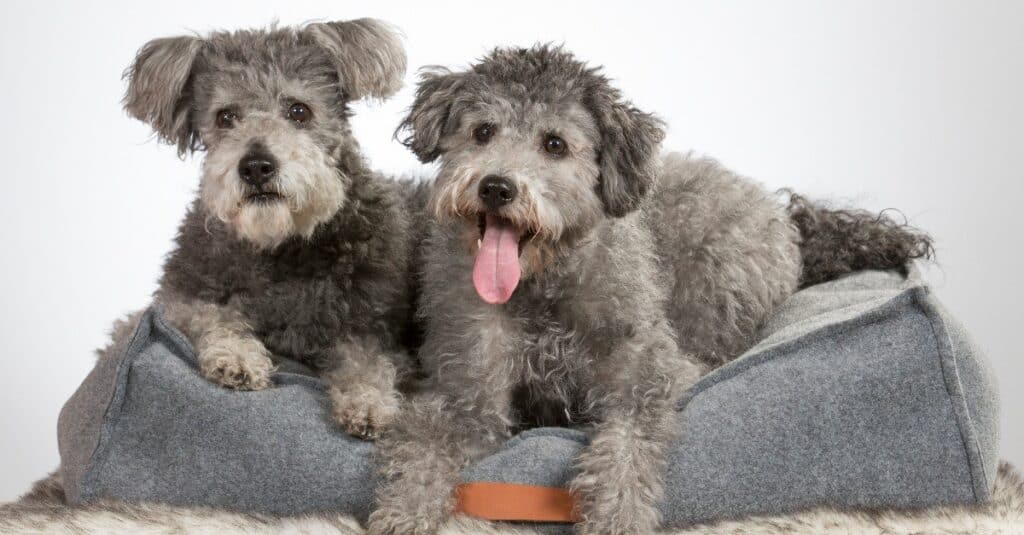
top-left (245, 191), bottom-right (284, 204)
top-left (472, 212), bottom-right (531, 305)
top-left (476, 213), bottom-right (532, 256)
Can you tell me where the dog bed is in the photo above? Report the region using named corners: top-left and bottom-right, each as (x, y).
top-left (56, 267), bottom-right (999, 528)
top-left (4, 461), bottom-right (1024, 534)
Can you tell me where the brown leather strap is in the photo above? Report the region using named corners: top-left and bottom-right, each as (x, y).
top-left (455, 482), bottom-right (579, 523)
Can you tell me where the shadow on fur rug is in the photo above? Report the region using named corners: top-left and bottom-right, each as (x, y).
top-left (3, 463), bottom-right (1023, 534)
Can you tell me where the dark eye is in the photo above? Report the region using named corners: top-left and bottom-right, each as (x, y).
top-left (215, 109), bottom-right (237, 129)
top-left (288, 102), bottom-right (312, 124)
top-left (473, 123), bottom-right (496, 144)
top-left (543, 134), bottom-right (567, 155)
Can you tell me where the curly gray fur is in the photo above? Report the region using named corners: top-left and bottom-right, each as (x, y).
top-left (371, 45), bottom-right (799, 535)
top-left (113, 20), bottom-right (421, 439)
top-left (787, 194), bottom-right (934, 287)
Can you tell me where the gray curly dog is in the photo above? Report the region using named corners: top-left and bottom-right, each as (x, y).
top-left (117, 19), bottom-right (420, 439)
top-left (368, 45), bottom-right (932, 534)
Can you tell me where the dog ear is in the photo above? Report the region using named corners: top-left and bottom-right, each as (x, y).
top-left (396, 68), bottom-right (466, 163)
top-left (589, 95), bottom-right (666, 217)
top-left (306, 18), bottom-right (407, 101)
top-left (123, 36), bottom-right (204, 156)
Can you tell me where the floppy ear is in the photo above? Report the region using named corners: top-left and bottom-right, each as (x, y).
top-left (396, 68), bottom-right (467, 163)
top-left (306, 18), bottom-right (407, 101)
top-left (589, 95), bottom-right (666, 217)
top-left (123, 36), bottom-right (204, 156)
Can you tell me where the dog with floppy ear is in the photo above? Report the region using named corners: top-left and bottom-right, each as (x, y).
top-left (115, 19), bottom-right (420, 439)
top-left (369, 45), bottom-right (932, 534)
top-left (369, 44), bottom-right (718, 535)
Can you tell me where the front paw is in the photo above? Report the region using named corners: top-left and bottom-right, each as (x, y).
top-left (328, 385), bottom-right (400, 439)
top-left (574, 505), bottom-right (660, 535)
top-left (572, 476), bottom-right (660, 535)
top-left (199, 337), bottom-right (274, 391)
top-left (367, 507), bottom-right (438, 535)
top-left (575, 517), bottom-right (656, 535)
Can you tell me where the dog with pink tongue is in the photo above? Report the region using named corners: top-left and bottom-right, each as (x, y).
top-left (368, 45), bottom-right (933, 535)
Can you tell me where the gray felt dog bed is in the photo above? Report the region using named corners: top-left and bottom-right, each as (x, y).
top-left (57, 267), bottom-right (999, 528)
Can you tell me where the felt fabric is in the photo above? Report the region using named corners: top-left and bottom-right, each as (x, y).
top-left (56, 267), bottom-right (999, 528)
top-left (59, 310), bottom-right (378, 518)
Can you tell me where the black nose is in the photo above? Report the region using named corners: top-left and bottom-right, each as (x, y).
top-left (238, 152), bottom-right (278, 187)
top-left (478, 176), bottom-right (517, 210)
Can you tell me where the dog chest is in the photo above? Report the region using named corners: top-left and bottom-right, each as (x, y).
top-left (506, 307), bottom-right (599, 423)
top-left (232, 250), bottom-right (403, 365)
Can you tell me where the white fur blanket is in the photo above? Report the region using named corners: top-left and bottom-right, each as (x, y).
top-left (3, 463), bottom-right (1023, 534)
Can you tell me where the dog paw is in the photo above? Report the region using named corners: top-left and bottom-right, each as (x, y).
top-left (571, 475), bottom-right (660, 535)
top-left (574, 517), bottom-right (654, 535)
top-left (328, 385), bottom-right (400, 439)
top-left (199, 338), bottom-right (274, 391)
top-left (366, 507), bottom-right (436, 535)
top-left (574, 506), bottom-right (659, 535)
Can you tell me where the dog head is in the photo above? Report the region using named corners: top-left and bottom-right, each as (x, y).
top-left (124, 19), bottom-right (406, 250)
top-left (398, 45), bottom-right (664, 304)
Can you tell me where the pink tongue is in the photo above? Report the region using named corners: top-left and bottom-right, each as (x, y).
top-left (472, 214), bottom-right (522, 304)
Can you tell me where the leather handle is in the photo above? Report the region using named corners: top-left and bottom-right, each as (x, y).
top-left (455, 482), bottom-right (579, 523)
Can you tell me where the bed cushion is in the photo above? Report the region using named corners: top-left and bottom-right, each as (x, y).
top-left (57, 267), bottom-right (999, 527)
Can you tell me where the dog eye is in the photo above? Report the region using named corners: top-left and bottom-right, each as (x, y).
top-left (288, 102), bottom-right (312, 124)
top-left (473, 123), bottom-right (496, 144)
top-left (543, 135), bottom-right (567, 155)
top-left (215, 109), bottom-right (237, 129)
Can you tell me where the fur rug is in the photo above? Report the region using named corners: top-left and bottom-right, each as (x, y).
top-left (3, 463), bottom-right (1023, 534)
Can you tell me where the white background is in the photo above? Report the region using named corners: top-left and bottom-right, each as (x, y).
top-left (0, 0), bottom-right (1021, 501)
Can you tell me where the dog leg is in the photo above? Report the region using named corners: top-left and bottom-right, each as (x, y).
top-left (369, 388), bottom-right (513, 535)
top-left (571, 324), bottom-right (699, 535)
top-left (158, 296), bottom-right (274, 391)
top-left (324, 336), bottom-right (412, 439)
top-left (367, 266), bottom-right (523, 534)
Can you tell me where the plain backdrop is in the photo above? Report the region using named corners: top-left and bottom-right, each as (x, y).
top-left (0, 0), bottom-right (1020, 502)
